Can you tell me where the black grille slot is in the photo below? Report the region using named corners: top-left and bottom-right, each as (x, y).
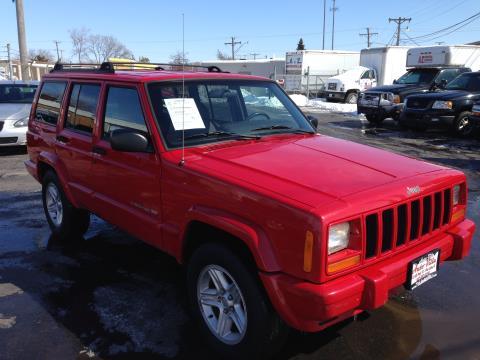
top-left (407, 98), bottom-right (431, 109)
top-left (382, 209), bottom-right (394, 252)
top-left (443, 189), bottom-right (451, 225)
top-left (410, 200), bottom-right (420, 240)
top-left (433, 192), bottom-right (442, 230)
top-left (397, 204), bottom-right (407, 246)
top-left (422, 196), bottom-right (432, 235)
top-left (0, 121), bottom-right (4, 132)
top-left (366, 214), bottom-right (378, 258)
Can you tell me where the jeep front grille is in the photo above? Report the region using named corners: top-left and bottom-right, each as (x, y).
top-left (364, 188), bottom-right (452, 259)
top-left (328, 83), bottom-right (337, 91)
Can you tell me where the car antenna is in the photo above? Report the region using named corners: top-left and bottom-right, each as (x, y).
top-left (179, 13), bottom-right (186, 167)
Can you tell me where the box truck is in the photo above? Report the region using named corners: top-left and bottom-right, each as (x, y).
top-left (357, 45), bottom-right (480, 124)
top-left (324, 47), bottom-right (410, 104)
top-left (283, 50), bottom-right (360, 95)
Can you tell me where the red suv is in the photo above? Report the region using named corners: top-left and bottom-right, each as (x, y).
top-left (26, 62), bottom-right (475, 359)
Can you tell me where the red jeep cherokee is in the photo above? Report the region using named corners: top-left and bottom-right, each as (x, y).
top-left (26, 62), bottom-right (475, 359)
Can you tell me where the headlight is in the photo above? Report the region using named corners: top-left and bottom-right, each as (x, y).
top-left (432, 100), bottom-right (453, 110)
top-left (328, 222), bottom-right (350, 255)
top-left (13, 117), bottom-right (29, 127)
top-left (453, 185), bottom-right (461, 205)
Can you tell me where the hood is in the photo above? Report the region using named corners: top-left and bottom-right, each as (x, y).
top-left (0, 103), bottom-right (32, 121)
top-left (329, 66), bottom-right (369, 82)
top-left (407, 90), bottom-right (476, 101)
top-left (191, 135), bottom-right (444, 208)
top-left (365, 83), bottom-right (430, 94)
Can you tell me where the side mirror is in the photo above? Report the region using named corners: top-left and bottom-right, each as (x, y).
top-left (393, 79), bottom-right (398, 84)
top-left (110, 128), bottom-right (151, 153)
top-left (307, 115), bottom-right (318, 129)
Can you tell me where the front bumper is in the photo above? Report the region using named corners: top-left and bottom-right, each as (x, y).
top-left (260, 219), bottom-right (475, 332)
top-left (400, 109), bottom-right (456, 128)
top-left (357, 103), bottom-right (403, 119)
top-left (325, 91), bottom-right (346, 101)
top-left (0, 121), bottom-right (27, 146)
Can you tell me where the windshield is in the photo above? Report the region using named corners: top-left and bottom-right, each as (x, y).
top-left (445, 73), bottom-right (480, 91)
top-left (147, 80), bottom-right (314, 148)
top-left (396, 69), bottom-right (438, 85)
top-left (0, 84), bottom-right (38, 104)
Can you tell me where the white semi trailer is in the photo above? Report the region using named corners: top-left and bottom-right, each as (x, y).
top-left (283, 50), bottom-right (360, 95)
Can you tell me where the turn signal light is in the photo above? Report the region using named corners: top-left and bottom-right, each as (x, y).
top-left (303, 231), bottom-right (314, 272)
top-left (451, 208), bottom-right (465, 223)
top-left (327, 254), bottom-right (360, 274)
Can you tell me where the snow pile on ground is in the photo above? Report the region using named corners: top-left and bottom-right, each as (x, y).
top-left (288, 95), bottom-right (358, 115)
top-left (307, 98), bottom-right (358, 114)
top-left (289, 94), bottom-right (309, 107)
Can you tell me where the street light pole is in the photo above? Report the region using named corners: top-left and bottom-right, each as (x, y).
top-left (14, 0), bottom-right (29, 80)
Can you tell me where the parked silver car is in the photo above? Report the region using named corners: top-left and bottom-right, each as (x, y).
top-left (0, 80), bottom-right (39, 146)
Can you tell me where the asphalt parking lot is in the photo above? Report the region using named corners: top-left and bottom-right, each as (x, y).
top-left (0, 113), bottom-right (479, 360)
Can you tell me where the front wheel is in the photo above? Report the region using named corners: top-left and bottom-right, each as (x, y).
top-left (453, 111), bottom-right (474, 137)
top-left (345, 92), bottom-right (358, 104)
top-left (42, 171), bottom-right (90, 241)
top-left (366, 114), bottom-right (384, 124)
top-left (187, 243), bottom-right (288, 360)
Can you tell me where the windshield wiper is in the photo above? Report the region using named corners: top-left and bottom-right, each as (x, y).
top-left (183, 130), bottom-right (261, 141)
top-left (251, 125), bottom-right (315, 134)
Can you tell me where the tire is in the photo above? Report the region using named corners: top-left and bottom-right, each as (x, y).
top-left (345, 92), bottom-right (358, 104)
top-left (453, 111), bottom-right (474, 137)
top-left (187, 243), bottom-right (288, 360)
top-left (42, 171), bottom-right (90, 241)
top-left (366, 114), bottom-right (384, 124)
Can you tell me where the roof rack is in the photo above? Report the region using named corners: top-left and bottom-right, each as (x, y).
top-left (50, 62), bottom-right (227, 74)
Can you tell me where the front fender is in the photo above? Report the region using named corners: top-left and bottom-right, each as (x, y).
top-left (37, 151), bottom-right (78, 208)
top-left (180, 205), bottom-right (281, 272)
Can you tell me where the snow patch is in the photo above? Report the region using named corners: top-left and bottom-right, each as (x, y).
top-left (307, 98), bottom-right (358, 114)
top-left (0, 314), bottom-right (16, 329)
top-left (289, 94), bottom-right (309, 107)
top-left (0, 283), bottom-right (24, 298)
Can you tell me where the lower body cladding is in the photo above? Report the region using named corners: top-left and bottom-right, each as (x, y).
top-left (400, 109), bottom-right (455, 129)
top-left (357, 103), bottom-right (403, 121)
top-left (0, 121), bottom-right (27, 146)
top-left (260, 219), bottom-right (475, 332)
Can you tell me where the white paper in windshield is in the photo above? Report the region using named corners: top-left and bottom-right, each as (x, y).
top-left (164, 98), bottom-right (205, 130)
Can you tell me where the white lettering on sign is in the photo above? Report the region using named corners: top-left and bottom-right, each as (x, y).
top-left (164, 98), bottom-right (206, 131)
top-left (410, 251), bottom-right (439, 289)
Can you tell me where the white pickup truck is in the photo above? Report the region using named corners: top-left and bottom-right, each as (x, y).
top-left (324, 66), bottom-right (376, 104)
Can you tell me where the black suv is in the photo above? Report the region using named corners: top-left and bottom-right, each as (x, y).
top-left (357, 67), bottom-right (471, 124)
top-left (399, 72), bottom-right (480, 136)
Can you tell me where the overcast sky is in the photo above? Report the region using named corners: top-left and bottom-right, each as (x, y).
top-left (0, 0), bottom-right (478, 62)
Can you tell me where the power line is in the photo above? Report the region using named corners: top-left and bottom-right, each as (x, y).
top-left (408, 11), bottom-right (480, 40)
top-left (389, 17), bottom-right (411, 46)
top-left (224, 36), bottom-right (241, 60)
top-left (359, 27), bottom-right (378, 48)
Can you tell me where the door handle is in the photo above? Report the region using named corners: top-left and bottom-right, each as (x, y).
top-left (92, 146), bottom-right (107, 156)
top-left (56, 135), bottom-right (70, 143)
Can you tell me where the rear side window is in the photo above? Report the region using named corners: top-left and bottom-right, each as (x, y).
top-left (65, 84), bottom-right (101, 134)
top-left (35, 81), bottom-right (67, 125)
top-left (103, 87), bottom-right (147, 139)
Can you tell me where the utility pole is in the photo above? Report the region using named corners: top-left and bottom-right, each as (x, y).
top-left (7, 43), bottom-right (14, 80)
top-left (54, 40), bottom-right (61, 62)
top-left (359, 27), bottom-right (378, 48)
top-left (322, 0), bottom-right (326, 50)
top-left (14, 0), bottom-right (29, 80)
top-left (389, 17), bottom-right (411, 46)
top-left (225, 36), bottom-right (241, 60)
top-left (330, 0), bottom-right (338, 50)
top-left (250, 53), bottom-right (260, 60)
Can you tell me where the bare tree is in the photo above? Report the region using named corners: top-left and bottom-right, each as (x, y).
top-left (69, 27), bottom-right (90, 62)
top-left (29, 49), bottom-right (54, 62)
top-left (216, 49), bottom-right (232, 60)
top-left (138, 56), bottom-right (150, 63)
top-left (86, 34), bottom-right (133, 63)
top-left (169, 51), bottom-right (189, 65)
